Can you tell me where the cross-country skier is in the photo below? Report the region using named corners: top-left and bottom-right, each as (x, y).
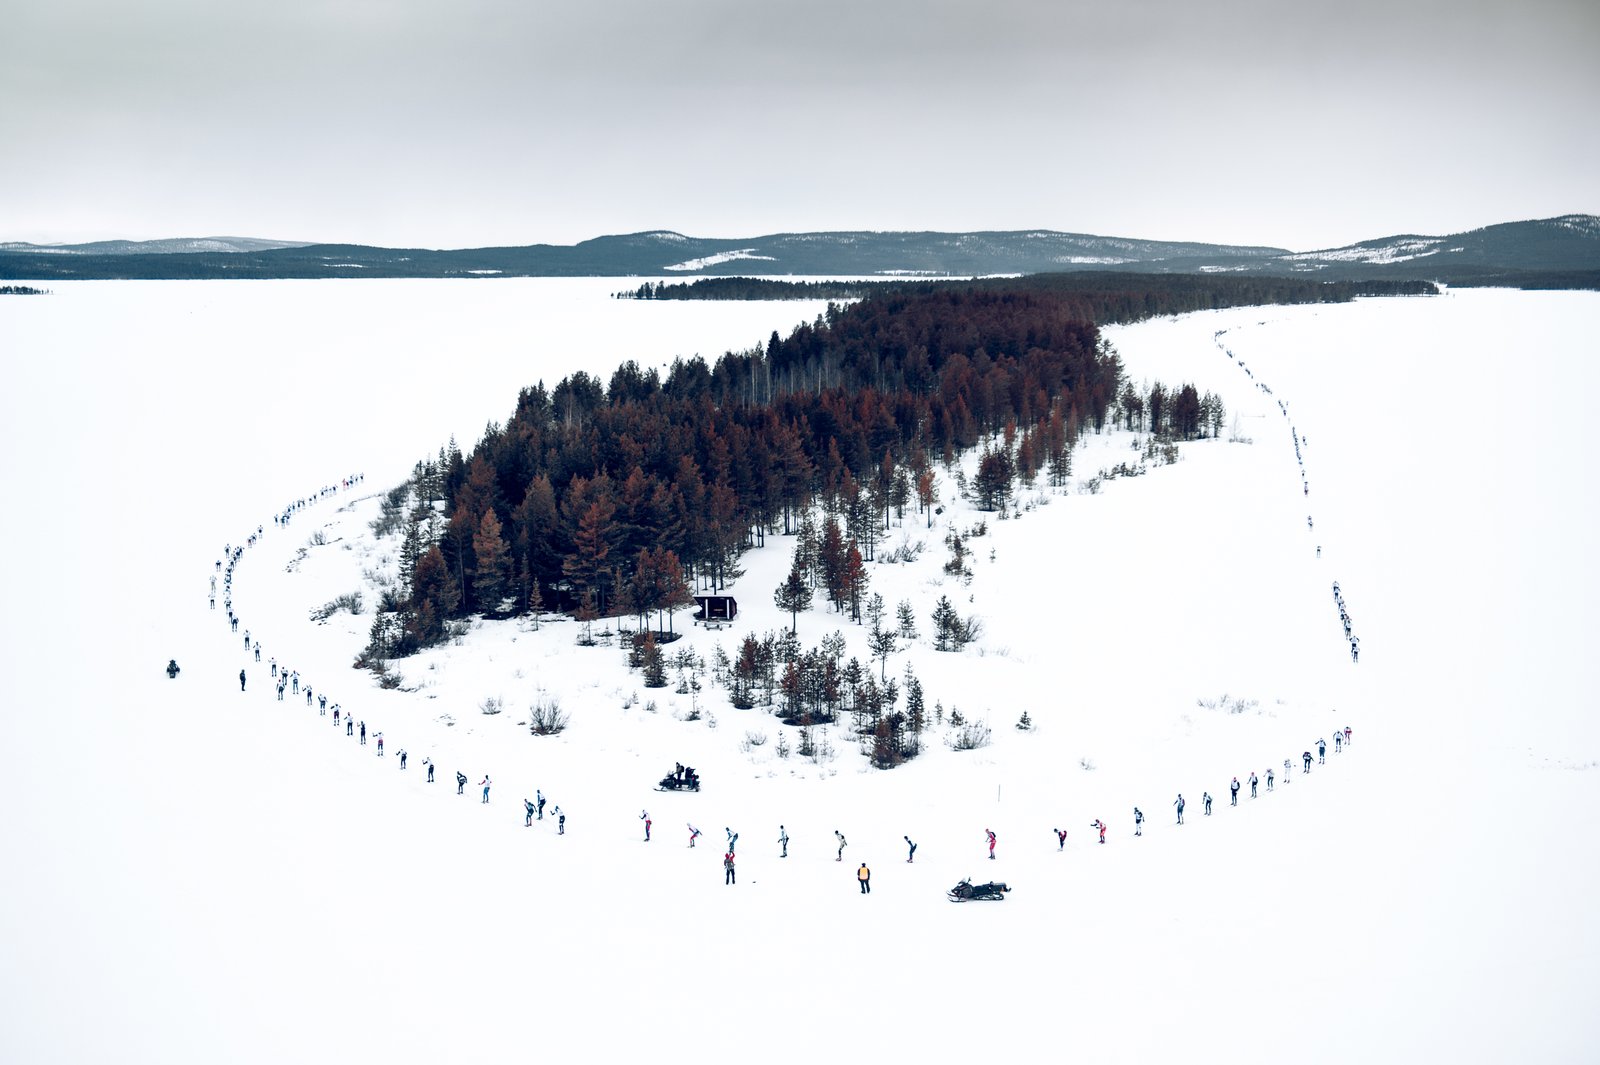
top-left (426, 759), bottom-right (434, 783)
top-left (642, 811), bottom-right (652, 841)
top-left (724, 852), bottom-right (736, 885)
top-left (359, 721), bottom-right (366, 745)
top-left (905, 836), bottom-right (917, 863)
top-left (1303, 751), bottom-right (1313, 773)
top-left (778, 825), bottom-right (789, 858)
top-left (725, 827), bottom-right (738, 853)
top-left (166, 659), bottom-right (180, 679)
top-left (1249, 772), bottom-right (1258, 798)
top-left (986, 828), bottom-right (997, 859)
top-left (1203, 792), bottom-right (1212, 815)
top-left (525, 799), bottom-right (536, 827)
top-left (1266, 768), bottom-right (1274, 791)
top-left (1134, 808), bottom-right (1144, 836)
top-left (537, 791), bottom-right (546, 820)
top-left (399, 750), bottom-right (407, 770)
top-left (689, 824), bottom-right (701, 847)
top-left (480, 776), bottom-right (491, 803)
top-left (1055, 828), bottom-right (1068, 850)
top-left (239, 668), bottom-right (246, 691)
top-left (1175, 794), bottom-right (1186, 823)
top-left (1231, 777), bottom-right (1240, 806)
top-left (835, 830), bottom-right (847, 861)
top-left (456, 771), bottom-right (467, 795)
top-left (556, 808), bottom-right (565, 834)
top-left (1317, 738), bottom-right (1326, 764)
top-left (1091, 819), bottom-right (1107, 844)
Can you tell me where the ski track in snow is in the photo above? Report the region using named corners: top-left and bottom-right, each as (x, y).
top-left (1, 281), bottom-right (1598, 1065)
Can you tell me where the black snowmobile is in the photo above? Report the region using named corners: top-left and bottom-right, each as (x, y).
top-left (948, 878), bottom-right (1010, 902)
top-left (656, 766), bottom-right (701, 792)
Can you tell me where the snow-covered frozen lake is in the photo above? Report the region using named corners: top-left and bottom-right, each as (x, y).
top-left (1, 279), bottom-right (1596, 1064)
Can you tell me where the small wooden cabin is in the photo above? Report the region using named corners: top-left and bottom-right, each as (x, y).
top-left (693, 594), bottom-right (738, 629)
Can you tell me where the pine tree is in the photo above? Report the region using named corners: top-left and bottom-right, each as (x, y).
top-left (867, 593), bottom-right (896, 678)
top-left (773, 564), bottom-right (813, 635)
top-left (640, 630), bottom-right (667, 688)
top-left (896, 599), bottom-right (919, 642)
top-left (842, 542), bottom-right (868, 624)
top-left (471, 508), bottom-right (512, 615)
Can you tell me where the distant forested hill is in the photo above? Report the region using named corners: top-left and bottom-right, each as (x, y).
top-left (3, 216), bottom-right (1594, 287)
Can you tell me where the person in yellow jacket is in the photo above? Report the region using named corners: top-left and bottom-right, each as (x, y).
top-left (858, 862), bottom-right (871, 894)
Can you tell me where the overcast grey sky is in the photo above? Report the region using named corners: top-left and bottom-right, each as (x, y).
top-left (3, 0), bottom-right (1595, 250)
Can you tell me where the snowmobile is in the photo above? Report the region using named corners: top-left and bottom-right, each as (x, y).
top-left (948, 878), bottom-right (1009, 902)
top-left (656, 769), bottom-right (701, 792)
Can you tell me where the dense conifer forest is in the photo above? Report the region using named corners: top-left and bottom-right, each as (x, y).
top-left (365, 275), bottom-right (1426, 661)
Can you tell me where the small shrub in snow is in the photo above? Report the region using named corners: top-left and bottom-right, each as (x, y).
top-left (528, 695), bottom-right (568, 736)
top-left (744, 730), bottom-right (767, 748)
top-left (480, 695), bottom-right (503, 716)
top-left (310, 590), bottom-right (365, 622)
top-left (1080, 756), bottom-right (1096, 771)
top-left (947, 718), bottom-right (992, 751)
top-left (1016, 711), bottom-right (1033, 731)
top-left (775, 731), bottom-right (790, 759)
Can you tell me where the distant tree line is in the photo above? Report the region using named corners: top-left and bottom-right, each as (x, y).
top-left (617, 273), bottom-right (1438, 316)
top-left (0, 285), bottom-right (48, 295)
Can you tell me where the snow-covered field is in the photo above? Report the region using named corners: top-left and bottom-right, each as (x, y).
top-left (1, 280), bottom-right (1596, 1064)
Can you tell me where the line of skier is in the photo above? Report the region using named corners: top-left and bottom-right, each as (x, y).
top-left (208, 464), bottom-right (1361, 895)
top-left (211, 472), bottom-right (582, 847)
top-left (1215, 331), bottom-right (1363, 664)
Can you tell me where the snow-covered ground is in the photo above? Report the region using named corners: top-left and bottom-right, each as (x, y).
top-left (1, 281), bottom-right (1596, 1064)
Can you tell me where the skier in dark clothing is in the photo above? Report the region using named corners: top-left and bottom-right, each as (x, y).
top-left (456, 771), bottom-right (467, 795)
top-left (1317, 738), bottom-right (1327, 764)
top-left (858, 863), bottom-right (871, 893)
top-left (1249, 772), bottom-right (1258, 799)
top-left (1134, 808), bottom-right (1144, 836)
top-left (346, 718), bottom-right (353, 736)
top-left (537, 791), bottom-right (546, 820)
top-left (905, 836), bottom-right (917, 863)
top-left (399, 750), bottom-right (407, 770)
top-left (778, 825), bottom-right (789, 858)
top-left (1174, 795), bottom-right (1185, 824)
top-left (725, 828), bottom-right (738, 853)
top-left (1230, 777), bottom-right (1240, 806)
top-left (426, 760), bottom-right (434, 783)
top-left (166, 659), bottom-right (180, 679)
top-left (986, 828), bottom-right (997, 860)
top-left (642, 811), bottom-right (652, 841)
top-left (557, 811), bottom-right (565, 834)
top-left (1303, 751), bottom-right (1313, 773)
top-left (1266, 768), bottom-right (1274, 791)
top-left (359, 722), bottom-right (366, 745)
top-left (1203, 792), bottom-right (1212, 816)
top-left (525, 799), bottom-right (536, 827)
top-left (1055, 828), bottom-right (1068, 850)
top-left (724, 852), bottom-right (736, 885)
top-left (239, 669), bottom-right (246, 691)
